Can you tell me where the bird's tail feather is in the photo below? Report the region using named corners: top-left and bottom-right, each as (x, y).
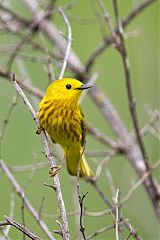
top-left (65, 147), bottom-right (93, 177)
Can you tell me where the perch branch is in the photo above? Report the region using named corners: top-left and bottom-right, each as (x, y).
top-left (11, 74), bottom-right (70, 239)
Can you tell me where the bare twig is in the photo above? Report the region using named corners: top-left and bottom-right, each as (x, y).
top-left (105, 169), bottom-right (116, 200)
top-left (122, 0), bottom-right (156, 28)
top-left (0, 70), bottom-right (43, 99)
top-left (93, 150), bottom-right (117, 181)
top-left (89, 180), bottom-right (141, 240)
top-left (3, 216), bottom-right (42, 240)
top-left (87, 122), bottom-right (121, 151)
top-left (86, 220), bottom-right (128, 240)
top-left (79, 192), bottom-right (88, 240)
top-left (121, 159), bottom-right (160, 205)
top-left (89, 84), bottom-right (160, 221)
top-left (125, 224), bottom-right (138, 240)
top-left (38, 197), bottom-right (45, 220)
top-left (115, 188), bottom-right (120, 240)
top-left (0, 2), bottom-right (159, 239)
top-left (0, 160), bottom-right (54, 240)
top-left (113, 0), bottom-right (150, 169)
top-left (0, 0), bottom-right (159, 222)
top-left (98, 0), bottom-right (119, 46)
top-left (140, 110), bottom-right (160, 137)
top-left (10, 74), bottom-right (70, 239)
top-left (23, 0), bottom-right (85, 75)
top-left (43, 208), bottom-right (111, 219)
top-left (6, 7), bottom-right (53, 72)
top-left (58, 8), bottom-right (72, 79)
top-left (21, 195), bottom-right (26, 240)
top-left (111, 0), bottom-right (160, 220)
top-left (85, 0), bottom-right (155, 72)
top-left (0, 161), bottom-right (48, 173)
top-left (3, 192), bottom-right (15, 237)
top-left (0, 94), bottom-right (18, 157)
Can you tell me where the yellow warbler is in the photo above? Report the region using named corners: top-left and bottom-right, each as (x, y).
top-left (38, 78), bottom-right (93, 177)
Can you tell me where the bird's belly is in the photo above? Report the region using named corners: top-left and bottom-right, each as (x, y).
top-left (46, 117), bottom-right (82, 148)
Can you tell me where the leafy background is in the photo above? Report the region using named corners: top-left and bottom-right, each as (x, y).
top-left (0, 0), bottom-right (159, 239)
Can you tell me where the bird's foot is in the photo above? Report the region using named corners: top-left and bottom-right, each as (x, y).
top-left (49, 165), bottom-right (61, 177)
top-left (36, 125), bottom-right (43, 135)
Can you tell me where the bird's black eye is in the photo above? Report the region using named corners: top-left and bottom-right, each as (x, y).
top-left (66, 84), bottom-right (72, 90)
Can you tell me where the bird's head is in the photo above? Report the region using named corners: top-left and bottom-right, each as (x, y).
top-left (45, 78), bottom-right (92, 101)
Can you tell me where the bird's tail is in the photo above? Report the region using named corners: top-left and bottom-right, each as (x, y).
top-left (65, 147), bottom-right (94, 177)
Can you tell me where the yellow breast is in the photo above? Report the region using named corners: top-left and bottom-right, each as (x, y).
top-left (38, 98), bottom-right (83, 148)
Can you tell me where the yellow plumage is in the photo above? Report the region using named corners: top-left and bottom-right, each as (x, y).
top-left (38, 78), bottom-right (93, 177)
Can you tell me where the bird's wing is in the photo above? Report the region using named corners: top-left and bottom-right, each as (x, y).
top-left (80, 108), bottom-right (86, 147)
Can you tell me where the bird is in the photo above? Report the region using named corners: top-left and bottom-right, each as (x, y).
top-left (37, 78), bottom-right (94, 177)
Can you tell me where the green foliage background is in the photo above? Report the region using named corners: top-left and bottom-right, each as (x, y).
top-left (0, 0), bottom-right (159, 239)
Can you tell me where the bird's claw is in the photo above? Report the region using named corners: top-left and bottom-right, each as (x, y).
top-left (36, 125), bottom-right (43, 135)
top-left (49, 165), bottom-right (61, 177)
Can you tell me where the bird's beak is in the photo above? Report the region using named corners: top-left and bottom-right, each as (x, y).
top-left (75, 84), bottom-right (93, 90)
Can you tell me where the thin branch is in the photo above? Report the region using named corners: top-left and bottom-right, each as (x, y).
top-left (38, 197), bottom-right (45, 220)
top-left (23, 0), bottom-right (85, 75)
top-left (3, 192), bottom-right (15, 236)
top-left (93, 150), bottom-right (117, 181)
top-left (10, 74), bottom-right (70, 239)
top-left (58, 8), bottom-right (72, 79)
top-left (121, 159), bottom-right (160, 205)
top-left (0, 3), bottom-right (30, 27)
top-left (0, 70), bottom-right (43, 99)
top-left (0, 161), bottom-right (48, 173)
top-left (85, 0), bottom-right (155, 72)
top-left (87, 122), bottom-right (122, 151)
top-left (43, 208), bottom-right (111, 219)
top-left (125, 224), bottom-right (138, 240)
top-left (0, 94), bottom-right (18, 158)
top-left (86, 220), bottom-right (128, 240)
top-left (6, 7), bottom-right (53, 72)
top-left (1, 0), bottom-right (159, 222)
top-left (105, 169), bottom-right (116, 200)
top-left (79, 192), bottom-right (88, 240)
top-left (3, 216), bottom-right (42, 240)
top-left (112, 0), bottom-right (160, 220)
top-left (122, 0), bottom-right (156, 28)
top-left (21, 197), bottom-right (26, 240)
top-left (113, 0), bottom-right (150, 169)
top-left (0, 160), bottom-right (55, 240)
top-left (89, 69), bottom-right (160, 222)
top-left (140, 110), bottom-right (160, 137)
top-left (115, 188), bottom-right (120, 240)
top-left (98, 0), bottom-right (119, 45)
top-left (89, 180), bottom-right (141, 240)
